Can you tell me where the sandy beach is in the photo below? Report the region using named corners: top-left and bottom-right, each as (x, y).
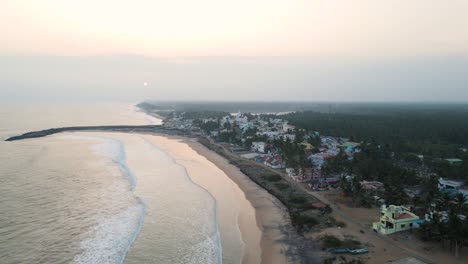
top-left (149, 135), bottom-right (294, 264)
top-left (184, 138), bottom-right (293, 264)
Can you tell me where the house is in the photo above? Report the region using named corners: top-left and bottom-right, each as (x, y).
top-left (299, 142), bottom-right (314, 151)
top-left (373, 205), bottom-right (421, 235)
top-left (342, 142), bottom-right (360, 153)
top-left (286, 168), bottom-right (296, 177)
top-left (264, 154), bottom-right (285, 169)
top-left (283, 123), bottom-right (296, 133)
top-left (425, 211), bottom-right (467, 222)
top-left (256, 131), bottom-right (281, 139)
top-left (445, 158), bottom-right (463, 165)
top-left (251, 142), bottom-right (266, 153)
top-left (459, 186), bottom-right (468, 196)
top-left (438, 178), bottom-right (464, 191)
top-left (360, 181), bottom-right (385, 194)
top-left (282, 134), bottom-right (296, 142)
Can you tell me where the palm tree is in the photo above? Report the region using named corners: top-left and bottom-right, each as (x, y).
top-left (454, 193), bottom-right (467, 214)
top-left (435, 191), bottom-right (452, 211)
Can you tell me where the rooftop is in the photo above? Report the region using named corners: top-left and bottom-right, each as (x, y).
top-left (396, 213), bottom-right (415, 219)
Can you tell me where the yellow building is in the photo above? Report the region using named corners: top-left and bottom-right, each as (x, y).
top-left (372, 205), bottom-right (420, 235)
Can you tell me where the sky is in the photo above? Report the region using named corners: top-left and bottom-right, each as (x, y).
top-left (1, 0), bottom-right (468, 102)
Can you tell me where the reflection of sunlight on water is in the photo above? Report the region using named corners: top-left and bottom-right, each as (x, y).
top-left (0, 103), bottom-right (163, 264)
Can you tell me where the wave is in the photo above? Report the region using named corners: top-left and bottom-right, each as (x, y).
top-left (72, 202), bottom-right (146, 264)
top-left (65, 134), bottom-right (223, 264)
top-left (65, 135), bottom-right (147, 264)
top-left (140, 137), bottom-right (223, 264)
top-left (130, 105), bottom-right (163, 125)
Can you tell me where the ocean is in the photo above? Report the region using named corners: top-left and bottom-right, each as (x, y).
top-left (0, 102), bottom-right (243, 264)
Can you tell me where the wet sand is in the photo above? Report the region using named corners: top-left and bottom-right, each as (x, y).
top-left (182, 138), bottom-right (293, 263)
top-left (149, 135), bottom-right (293, 264)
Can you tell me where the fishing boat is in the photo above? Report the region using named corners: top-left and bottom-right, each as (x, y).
top-left (349, 248), bottom-right (369, 254)
top-left (328, 248), bottom-right (351, 253)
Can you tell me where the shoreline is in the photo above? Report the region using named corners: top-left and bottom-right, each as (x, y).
top-left (178, 136), bottom-right (320, 264)
top-left (6, 127), bottom-right (320, 263)
top-left (183, 137), bottom-right (291, 264)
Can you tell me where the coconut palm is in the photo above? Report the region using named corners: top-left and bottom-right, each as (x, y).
top-left (454, 193), bottom-right (467, 214)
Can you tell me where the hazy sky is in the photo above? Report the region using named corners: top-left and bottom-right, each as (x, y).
top-left (1, 1), bottom-right (468, 102)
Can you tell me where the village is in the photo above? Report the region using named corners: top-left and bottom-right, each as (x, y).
top-left (162, 110), bottom-right (468, 263)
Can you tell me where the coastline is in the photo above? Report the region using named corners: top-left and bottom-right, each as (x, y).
top-left (183, 138), bottom-right (292, 264)
top-left (166, 135), bottom-right (321, 264)
top-left (144, 134), bottom-right (261, 264)
top-left (5, 127), bottom-right (320, 263)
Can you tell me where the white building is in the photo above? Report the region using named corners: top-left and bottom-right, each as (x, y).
top-left (286, 168), bottom-right (296, 177)
top-left (283, 123), bottom-right (296, 133)
top-left (251, 142), bottom-right (266, 153)
top-left (438, 178), bottom-right (465, 190)
top-left (235, 111), bottom-right (249, 124)
top-left (445, 158), bottom-right (463, 165)
top-left (283, 134), bottom-right (296, 142)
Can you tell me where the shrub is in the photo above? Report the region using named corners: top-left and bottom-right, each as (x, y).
top-left (289, 194), bottom-right (308, 204)
top-left (321, 235), bottom-right (343, 248)
top-left (275, 182), bottom-right (290, 190)
top-left (292, 213), bottom-right (319, 228)
top-left (263, 174), bottom-right (282, 182)
top-left (336, 221), bottom-right (347, 228)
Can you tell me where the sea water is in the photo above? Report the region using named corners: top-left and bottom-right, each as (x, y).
top-left (0, 102), bottom-right (224, 264)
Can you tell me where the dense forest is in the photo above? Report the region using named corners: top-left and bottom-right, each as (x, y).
top-left (283, 109), bottom-right (468, 157)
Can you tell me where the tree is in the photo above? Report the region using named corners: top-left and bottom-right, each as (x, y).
top-left (447, 211), bottom-right (467, 258)
top-left (454, 193), bottom-right (467, 214)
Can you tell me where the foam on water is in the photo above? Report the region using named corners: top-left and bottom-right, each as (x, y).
top-left (64, 135), bottom-right (147, 264)
top-left (130, 105), bottom-right (163, 125)
top-left (65, 134), bottom-right (223, 264)
top-left (90, 137), bottom-right (138, 191)
top-left (140, 137), bottom-right (223, 264)
top-left (72, 202), bottom-right (146, 264)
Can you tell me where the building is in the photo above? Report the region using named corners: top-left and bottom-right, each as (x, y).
top-left (373, 205), bottom-right (421, 235)
top-left (360, 180), bottom-right (385, 194)
top-left (235, 111), bottom-right (249, 124)
top-left (251, 142), bottom-right (266, 153)
top-left (342, 142), bottom-right (360, 153)
top-left (438, 178), bottom-right (465, 191)
top-left (286, 168), bottom-right (296, 177)
top-left (283, 123), bottom-right (296, 133)
top-left (445, 158), bottom-right (463, 165)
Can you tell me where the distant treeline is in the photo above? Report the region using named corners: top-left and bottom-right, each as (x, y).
top-left (284, 109), bottom-right (468, 157)
top-left (139, 101), bottom-right (468, 115)
top-left (138, 101), bottom-right (468, 156)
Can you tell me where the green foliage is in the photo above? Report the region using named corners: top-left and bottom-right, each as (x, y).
top-left (263, 174), bottom-right (282, 182)
top-left (418, 209), bottom-right (468, 257)
top-left (273, 137), bottom-right (308, 171)
top-left (284, 109), bottom-right (468, 151)
top-left (289, 194), bottom-right (308, 204)
top-left (275, 182), bottom-right (290, 190)
top-left (196, 120), bottom-right (219, 134)
top-left (321, 235), bottom-right (343, 248)
top-left (321, 235), bottom-right (361, 249)
top-left (292, 213), bottom-right (319, 229)
top-left (179, 110), bottom-right (230, 120)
